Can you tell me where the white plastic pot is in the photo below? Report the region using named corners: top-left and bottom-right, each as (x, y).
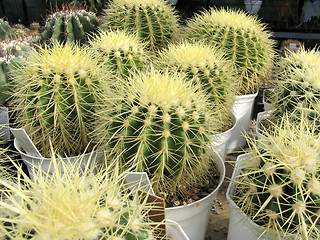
top-left (211, 114), bottom-right (236, 161)
top-left (166, 219), bottom-right (190, 240)
top-left (165, 151), bottom-right (225, 240)
top-left (14, 138), bottom-right (101, 180)
top-left (167, 0), bottom-right (178, 4)
top-left (228, 92), bottom-right (258, 153)
top-left (244, 0), bottom-right (263, 14)
top-left (256, 110), bottom-right (274, 140)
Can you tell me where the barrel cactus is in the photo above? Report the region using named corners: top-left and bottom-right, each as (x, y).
top-left (0, 153), bottom-right (158, 239)
top-left (41, 6), bottom-right (100, 45)
top-left (96, 68), bottom-right (217, 198)
top-left (89, 30), bottom-right (149, 78)
top-left (156, 40), bottom-right (238, 130)
top-left (11, 43), bottom-right (111, 157)
top-left (185, 8), bottom-right (276, 95)
top-left (0, 19), bottom-right (14, 41)
top-left (100, 0), bottom-right (181, 52)
top-left (232, 116), bottom-right (320, 239)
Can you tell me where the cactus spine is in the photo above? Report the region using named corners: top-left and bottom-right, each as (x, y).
top-left (41, 6), bottom-right (99, 45)
top-left (156, 41), bottom-right (238, 129)
top-left (233, 116), bottom-right (320, 239)
top-left (0, 154), bottom-right (157, 239)
top-left (11, 43), bottom-right (111, 157)
top-left (89, 30), bottom-right (149, 78)
top-left (100, 0), bottom-right (181, 52)
top-left (185, 8), bottom-right (275, 95)
top-left (97, 69), bottom-right (216, 198)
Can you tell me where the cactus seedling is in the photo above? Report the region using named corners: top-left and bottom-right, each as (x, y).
top-left (41, 5), bottom-right (100, 45)
top-left (232, 116), bottom-right (320, 239)
top-left (96, 68), bottom-right (217, 199)
top-left (156, 40), bottom-right (238, 130)
top-left (0, 19), bottom-right (14, 41)
top-left (185, 8), bottom-right (276, 95)
top-left (10, 43), bottom-right (111, 157)
top-left (0, 151), bottom-right (160, 239)
top-left (89, 30), bottom-right (149, 78)
top-left (100, 0), bottom-right (181, 52)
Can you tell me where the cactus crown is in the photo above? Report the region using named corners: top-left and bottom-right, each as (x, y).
top-left (156, 41), bottom-right (237, 129)
top-left (233, 116), bottom-right (320, 239)
top-left (0, 153), bottom-right (159, 239)
top-left (0, 19), bottom-right (14, 40)
top-left (89, 30), bottom-right (149, 78)
top-left (101, 0), bottom-right (180, 52)
top-left (11, 43), bottom-right (111, 157)
top-left (185, 8), bottom-right (275, 95)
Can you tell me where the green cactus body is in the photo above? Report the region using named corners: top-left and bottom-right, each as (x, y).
top-left (11, 43), bottom-right (111, 157)
top-left (98, 69), bottom-right (215, 197)
top-left (0, 19), bottom-right (14, 40)
top-left (90, 30), bottom-right (149, 78)
top-left (233, 117), bottom-right (320, 239)
top-left (41, 8), bottom-right (99, 45)
top-left (156, 41), bottom-right (238, 130)
top-left (185, 8), bottom-right (275, 95)
top-left (0, 155), bottom-right (156, 239)
top-left (101, 0), bottom-right (180, 52)
top-left (271, 47), bottom-right (320, 124)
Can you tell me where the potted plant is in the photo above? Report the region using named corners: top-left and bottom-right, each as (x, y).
top-left (9, 42), bottom-right (112, 177)
top-left (155, 40), bottom-right (238, 160)
top-left (94, 68), bottom-right (225, 240)
top-left (100, 0), bottom-right (181, 52)
top-left (227, 115), bottom-right (320, 240)
top-left (89, 29), bottom-right (150, 79)
top-left (184, 7), bottom-right (276, 152)
top-left (0, 150), bottom-right (171, 239)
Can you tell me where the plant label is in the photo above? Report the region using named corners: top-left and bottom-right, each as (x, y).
top-left (0, 107), bottom-right (10, 140)
top-left (126, 172), bottom-right (154, 195)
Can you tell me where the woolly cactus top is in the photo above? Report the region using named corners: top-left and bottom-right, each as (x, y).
top-left (90, 30), bottom-right (146, 53)
top-left (108, 0), bottom-right (172, 7)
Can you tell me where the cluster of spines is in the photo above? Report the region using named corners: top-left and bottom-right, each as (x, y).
top-left (97, 69), bottom-right (215, 198)
top-left (89, 30), bottom-right (149, 78)
top-left (41, 6), bottom-right (99, 45)
top-left (185, 8), bottom-right (275, 95)
top-left (234, 117), bottom-right (320, 239)
top-left (101, 0), bottom-right (180, 52)
top-left (0, 19), bottom-right (14, 40)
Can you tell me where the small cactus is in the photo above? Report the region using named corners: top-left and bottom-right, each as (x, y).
top-left (156, 40), bottom-right (238, 129)
top-left (96, 68), bottom-right (217, 198)
top-left (41, 5), bottom-right (100, 45)
top-left (232, 116), bottom-right (320, 239)
top-left (0, 19), bottom-right (14, 40)
top-left (89, 30), bottom-right (149, 78)
top-left (100, 0), bottom-right (181, 52)
top-left (185, 8), bottom-right (276, 95)
top-left (0, 152), bottom-right (158, 239)
top-left (11, 43), bottom-right (112, 157)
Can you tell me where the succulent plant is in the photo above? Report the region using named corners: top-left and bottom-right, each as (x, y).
top-left (0, 151), bottom-right (160, 239)
top-left (184, 8), bottom-right (276, 95)
top-left (156, 40), bottom-right (238, 130)
top-left (100, 0), bottom-right (181, 52)
top-left (89, 30), bottom-right (149, 78)
top-left (232, 115), bottom-right (320, 239)
top-left (0, 19), bottom-right (14, 41)
top-left (268, 47), bottom-right (320, 127)
top-left (95, 68), bottom-right (218, 199)
top-left (41, 5), bottom-right (100, 45)
top-left (10, 42), bottom-right (112, 157)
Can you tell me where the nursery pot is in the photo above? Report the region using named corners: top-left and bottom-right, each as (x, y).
top-left (165, 151), bottom-right (225, 240)
top-left (211, 113), bottom-right (236, 161)
top-left (166, 219), bottom-right (190, 240)
top-left (244, 0), bottom-right (263, 14)
top-left (13, 138), bottom-right (100, 180)
top-left (255, 110), bottom-right (274, 141)
top-left (227, 92), bottom-right (258, 153)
